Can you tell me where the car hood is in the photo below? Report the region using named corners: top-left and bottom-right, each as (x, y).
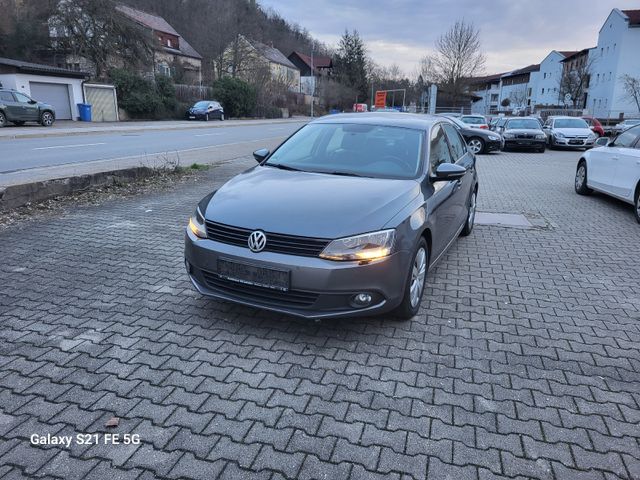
top-left (204, 166), bottom-right (421, 239)
top-left (554, 128), bottom-right (592, 136)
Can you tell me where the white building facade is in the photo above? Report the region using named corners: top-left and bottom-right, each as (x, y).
top-left (588, 8), bottom-right (640, 119)
top-left (533, 50), bottom-right (572, 107)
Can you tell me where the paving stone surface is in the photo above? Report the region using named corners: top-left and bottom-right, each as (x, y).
top-left (0, 149), bottom-right (639, 479)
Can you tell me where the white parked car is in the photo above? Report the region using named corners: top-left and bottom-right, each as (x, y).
top-left (543, 116), bottom-right (596, 149)
top-left (460, 115), bottom-right (489, 130)
top-left (575, 124), bottom-right (640, 223)
top-left (613, 118), bottom-right (640, 134)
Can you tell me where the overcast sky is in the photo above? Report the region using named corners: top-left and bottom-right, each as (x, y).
top-left (259, 0), bottom-right (638, 76)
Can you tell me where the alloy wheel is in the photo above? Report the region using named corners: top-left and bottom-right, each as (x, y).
top-left (0, 112), bottom-right (6, 127)
top-left (41, 112), bottom-right (53, 126)
top-left (468, 139), bottom-right (482, 154)
top-left (575, 165), bottom-right (586, 190)
top-left (409, 247), bottom-right (427, 308)
top-left (467, 191), bottom-right (477, 229)
top-left (636, 194), bottom-right (640, 222)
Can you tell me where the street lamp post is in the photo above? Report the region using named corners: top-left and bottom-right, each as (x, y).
top-left (310, 46), bottom-right (314, 118)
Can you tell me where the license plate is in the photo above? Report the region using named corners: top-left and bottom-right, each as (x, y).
top-left (217, 259), bottom-right (289, 291)
top-left (189, 116), bottom-right (196, 119)
top-left (569, 139), bottom-right (583, 145)
top-left (517, 141), bottom-right (532, 145)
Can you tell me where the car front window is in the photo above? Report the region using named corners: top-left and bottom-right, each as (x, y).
top-left (265, 123), bottom-right (423, 180)
top-left (554, 118), bottom-right (589, 129)
top-left (14, 93), bottom-right (32, 103)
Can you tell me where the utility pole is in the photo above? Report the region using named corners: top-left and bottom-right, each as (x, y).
top-left (310, 45), bottom-right (314, 118)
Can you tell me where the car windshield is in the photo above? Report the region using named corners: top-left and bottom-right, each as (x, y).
top-left (506, 119), bottom-right (540, 130)
top-left (623, 119), bottom-right (640, 125)
top-left (462, 117), bottom-right (485, 124)
top-left (554, 118), bottom-right (588, 129)
top-left (194, 101), bottom-right (210, 108)
top-left (265, 123), bottom-right (423, 179)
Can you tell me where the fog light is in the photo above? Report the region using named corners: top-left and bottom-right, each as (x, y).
top-left (352, 293), bottom-right (372, 308)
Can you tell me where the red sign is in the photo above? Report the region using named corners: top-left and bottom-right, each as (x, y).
top-left (375, 91), bottom-right (387, 109)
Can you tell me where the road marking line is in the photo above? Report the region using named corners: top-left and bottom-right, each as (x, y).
top-left (195, 133), bottom-right (224, 137)
top-left (34, 142), bottom-right (107, 150)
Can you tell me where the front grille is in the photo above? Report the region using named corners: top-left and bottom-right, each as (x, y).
top-left (516, 134), bottom-right (535, 139)
top-left (201, 270), bottom-right (319, 307)
top-left (205, 221), bottom-right (330, 257)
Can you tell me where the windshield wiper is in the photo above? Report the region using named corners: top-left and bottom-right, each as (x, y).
top-left (266, 163), bottom-right (307, 172)
top-left (319, 170), bottom-right (366, 177)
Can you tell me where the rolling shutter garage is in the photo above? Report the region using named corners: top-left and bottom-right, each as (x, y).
top-left (84, 85), bottom-right (118, 122)
top-left (29, 82), bottom-right (72, 120)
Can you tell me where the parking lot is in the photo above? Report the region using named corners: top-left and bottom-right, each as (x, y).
top-left (0, 148), bottom-right (639, 479)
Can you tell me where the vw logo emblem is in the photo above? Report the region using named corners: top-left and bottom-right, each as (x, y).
top-left (248, 230), bottom-right (267, 252)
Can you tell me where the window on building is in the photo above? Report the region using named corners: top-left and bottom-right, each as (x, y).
top-left (609, 72), bottom-right (612, 81)
top-left (541, 88), bottom-right (545, 94)
top-left (544, 73), bottom-right (547, 79)
top-left (167, 39), bottom-right (172, 47)
top-left (596, 73), bottom-right (600, 84)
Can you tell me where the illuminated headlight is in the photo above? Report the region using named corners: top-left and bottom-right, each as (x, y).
top-left (502, 133), bottom-right (515, 139)
top-left (554, 132), bottom-right (565, 138)
top-left (188, 207), bottom-right (207, 239)
top-left (320, 229), bottom-right (395, 261)
top-left (535, 134), bottom-right (546, 139)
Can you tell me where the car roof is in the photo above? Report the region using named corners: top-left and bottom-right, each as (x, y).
top-left (312, 112), bottom-right (441, 130)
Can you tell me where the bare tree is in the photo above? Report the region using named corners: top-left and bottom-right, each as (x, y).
top-left (49, 0), bottom-right (155, 79)
top-left (426, 20), bottom-right (485, 102)
top-left (558, 54), bottom-right (594, 109)
top-left (509, 85), bottom-right (528, 111)
top-left (620, 74), bottom-right (640, 113)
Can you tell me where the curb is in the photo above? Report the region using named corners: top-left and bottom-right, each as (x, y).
top-left (0, 118), bottom-right (307, 141)
top-left (0, 167), bottom-right (155, 211)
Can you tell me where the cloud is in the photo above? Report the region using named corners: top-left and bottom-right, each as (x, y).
top-left (259, 0), bottom-right (626, 76)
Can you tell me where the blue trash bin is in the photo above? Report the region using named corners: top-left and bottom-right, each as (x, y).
top-left (77, 103), bottom-right (92, 122)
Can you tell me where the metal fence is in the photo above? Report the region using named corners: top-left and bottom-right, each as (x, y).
top-left (174, 84), bottom-right (213, 103)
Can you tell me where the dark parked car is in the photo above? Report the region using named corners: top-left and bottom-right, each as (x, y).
top-left (185, 113), bottom-right (479, 320)
top-left (441, 115), bottom-right (503, 154)
top-left (501, 117), bottom-right (547, 152)
top-left (186, 100), bottom-right (224, 121)
top-left (0, 89), bottom-right (56, 127)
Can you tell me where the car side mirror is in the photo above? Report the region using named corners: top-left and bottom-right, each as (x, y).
top-left (253, 148), bottom-right (270, 163)
top-left (432, 163), bottom-right (466, 182)
top-left (595, 137), bottom-right (610, 147)
top-left (29, 100), bottom-right (37, 104)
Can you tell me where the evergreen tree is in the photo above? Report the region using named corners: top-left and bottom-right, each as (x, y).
top-left (335, 30), bottom-right (369, 103)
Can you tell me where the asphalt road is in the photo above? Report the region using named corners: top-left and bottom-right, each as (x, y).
top-left (0, 121), bottom-right (307, 174)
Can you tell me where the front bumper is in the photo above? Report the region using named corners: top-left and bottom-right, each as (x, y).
top-left (485, 139), bottom-right (503, 152)
top-left (503, 138), bottom-right (546, 149)
top-left (184, 229), bottom-right (411, 319)
top-left (552, 137), bottom-right (595, 148)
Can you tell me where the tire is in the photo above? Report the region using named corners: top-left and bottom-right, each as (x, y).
top-left (0, 111), bottom-right (6, 128)
top-left (40, 111), bottom-right (54, 127)
top-left (575, 161), bottom-right (592, 195)
top-left (205, 113), bottom-right (209, 122)
top-left (538, 145), bottom-right (546, 153)
top-left (634, 186), bottom-right (640, 224)
top-left (460, 189), bottom-right (477, 236)
top-left (468, 137), bottom-right (484, 155)
top-left (394, 238), bottom-right (429, 320)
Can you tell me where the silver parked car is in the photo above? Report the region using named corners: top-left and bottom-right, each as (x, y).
top-left (543, 116), bottom-right (596, 149)
top-left (185, 113), bottom-right (479, 319)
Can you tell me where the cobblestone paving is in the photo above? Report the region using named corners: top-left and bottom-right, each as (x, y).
top-left (0, 150), bottom-right (639, 479)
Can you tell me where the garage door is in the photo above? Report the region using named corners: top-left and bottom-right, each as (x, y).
top-left (29, 82), bottom-right (72, 120)
top-left (84, 85), bottom-right (118, 122)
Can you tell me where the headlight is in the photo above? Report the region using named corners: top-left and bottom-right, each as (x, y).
top-left (488, 134), bottom-right (501, 140)
top-left (587, 134), bottom-right (596, 140)
top-left (188, 207), bottom-right (207, 239)
top-left (320, 229), bottom-right (395, 261)
top-left (554, 132), bottom-right (565, 138)
top-left (502, 133), bottom-right (515, 139)
top-left (535, 134), bottom-right (546, 139)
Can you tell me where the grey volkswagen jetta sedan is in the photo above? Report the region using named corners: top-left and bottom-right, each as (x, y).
top-left (185, 113), bottom-right (478, 319)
